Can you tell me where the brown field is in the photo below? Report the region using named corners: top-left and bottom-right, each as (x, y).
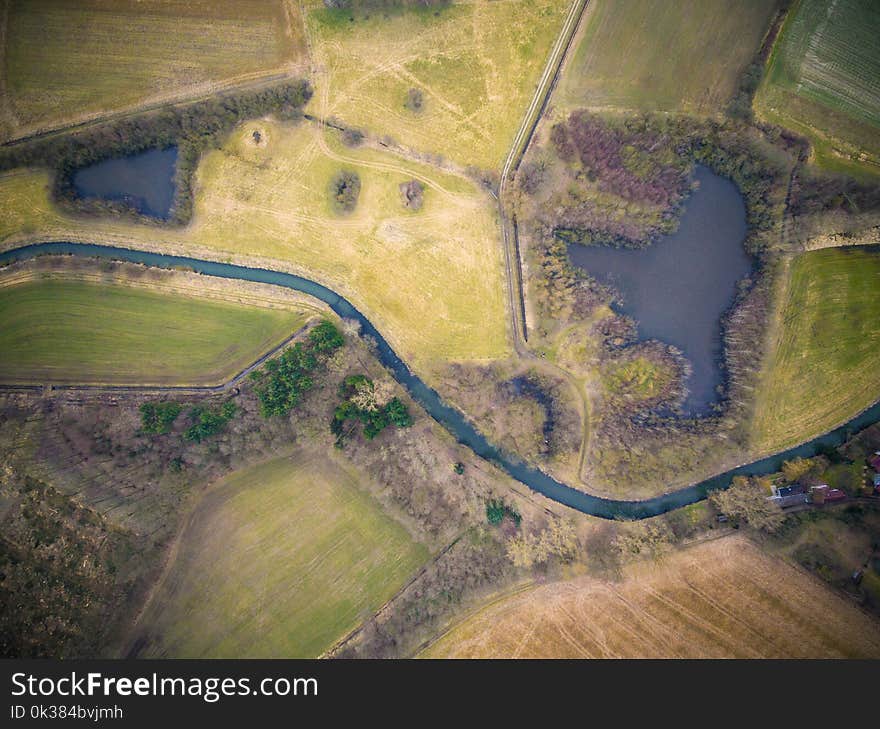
top-left (1, 0), bottom-right (306, 140)
top-left (422, 536), bottom-right (880, 658)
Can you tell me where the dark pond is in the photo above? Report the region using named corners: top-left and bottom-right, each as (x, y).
top-left (73, 147), bottom-right (178, 219)
top-left (567, 165), bottom-right (752, 414)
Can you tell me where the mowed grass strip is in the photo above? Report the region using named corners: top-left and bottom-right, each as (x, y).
top-left (422, 536), bottom-right (880, 658)
top-left (755, 0), bottom-right (880, 176)
top-left (0, 279), bottom-right (308, 385)
top-left (558, 0), bottom-right (778, 113)
top-left (305, 0), bottom-right (569, 169)
top-left (752, 246), bottom-right (880, 453)
top-left (134, 453), bottom-right (429, 658)
top-left (4, 0), bottom-right (302, 134)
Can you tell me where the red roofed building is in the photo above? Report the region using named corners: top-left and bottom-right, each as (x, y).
top-left (824, 488), bottom-right (847, 502)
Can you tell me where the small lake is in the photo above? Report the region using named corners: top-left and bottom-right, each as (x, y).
top-left (73, 147), bottom-right (178, 219)
top-left (567, 165), bottom-right (752, 415)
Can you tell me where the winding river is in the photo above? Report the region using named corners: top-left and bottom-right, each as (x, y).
top-left (2, 241), bottom-right (878, 520)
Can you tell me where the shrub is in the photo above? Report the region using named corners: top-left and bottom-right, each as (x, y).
top-left (330, 170), bottom-right (361, 213)
top-left (139, 402), bottom-right (182, 435)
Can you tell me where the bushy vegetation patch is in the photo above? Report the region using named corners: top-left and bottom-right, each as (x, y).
top-left (184, 401), bottom-right (237, 443)
top-left (331, 374), bottom-right (412, 446)
top-left (139, 402), bottom-right (182, 435)
top-left (251, 321), bottom-right (345, 418)
top-left (330, 170), bottom-right (362, 214)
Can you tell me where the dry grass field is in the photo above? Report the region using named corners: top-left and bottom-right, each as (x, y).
top-left (303, 0), bottom-right (569, 169)
top-left (754, 0), bottom-right (880, 177)
top-left (556, 0), bottom-right (778, 114)
top-left (751, 246), bottom-right (880, 454)
top-left (1, 0), bottom-right (306, 139)
top-left (131, 451), bottom-right (429, 658)
top-left (422, 535), bottom-right (880, 658)
top-left (0, 117), bottom-right (510, 372)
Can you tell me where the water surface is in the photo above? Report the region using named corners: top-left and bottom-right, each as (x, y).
top-left (568, 166), bottom-right (752, 414)
top-left (73, 147), bottom-right (178, 219)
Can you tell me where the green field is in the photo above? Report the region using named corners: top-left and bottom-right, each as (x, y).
top-left (0, 279), bottom-right (309, 385)
top-left (557, 0), bottom-right (777, 113)
top-left (752, 246), bottom-right (880, 453)
top-left (755, 0), bottom-right (880, 176)
top-left (133, 452), bottom-right (429, 658)
top-left (2, 0), bottom-right (304, 138)
top-left (304, 0), bottom-right (569, 169)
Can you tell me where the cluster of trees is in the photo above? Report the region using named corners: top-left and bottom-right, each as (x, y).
top-left (506, 519), bottom-right (578, 569)
top-left (330, 170), bottom-right (361, 213)
top-left (251, 321), bottom-right (345, 418)
top-left (0, 80), bottom-right (312, 224)
top-left (183, 401), bottom-right (237, 443)
top-left (139, 401), bottom-right (182, 435)
top-left (612, 519), bottom-right (674, 562)
top-left (404, 87), bottom-right (424, 113)
top-left (550, 110), bottom-right (692, 208)
top-left (708, 475), bottom-right (785, 533)
top-left (331, 374), bottom-right (412, 447)
top-left (399, 179), bottom-right (424, 210)
top-left (485, 498), bottom-right (521, 526)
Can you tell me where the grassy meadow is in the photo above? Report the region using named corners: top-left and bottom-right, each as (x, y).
top-left (422, 536), bottom-right (880, 658)
top-left (752, 246), bottom-right (880, 453)
top-left (0, 278), bottom-right (309, 385)
top-left (303, 0), bottom-right (569, 168)
top-left (0, 117), bottom-right (510, 372)
top-left (557, 0), bottom-right (778, 113)
top-left (754, 0), bottom-right (880, 177)
top-left (2, 0), bottom-right (305, 138)
top-left (133, 452), bottom-right (429, 658)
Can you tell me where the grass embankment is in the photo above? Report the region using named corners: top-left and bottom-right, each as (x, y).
top-left (754, 0), bottom-right (880, 178)
top-left (2, 0), bottom-right (304, 139)
top-left (422, 535), bottom-right (880, 658)
top-left (133, 452), bottom-right (429, 658)
top-left (752, 246), bottom-right (880, 453)
top-left (557, 0), bottom-right (777, 113)
top-left (0, 117), bottom-right (510, 371)
top-left (303, 0), bottom-right (569, 169)
top-left (0, 279), bottom-right (308, 385)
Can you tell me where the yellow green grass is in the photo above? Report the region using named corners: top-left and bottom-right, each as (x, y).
top-left (134, 452), bottom-right (429, 658)
top-left (754, 0), bottom-right (880, 178)
top-left (2, 0), bottom-right (304, 138)
top-left (0, 278), bottom-right (309, 385)
top-left (0, 118), bottom-right (510, 372)
top-left (752, 246), bottom-right (880, 453)
top-left (558, 0), bottom-right (778, 114)
top-left (303, 0), bottom-right (569, 169)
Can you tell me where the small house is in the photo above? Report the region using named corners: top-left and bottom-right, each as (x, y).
top-left (810, 484), bottom-right (829, 504)
top-left (825, 488), bottom-right (846, 502)
top-left (770, 483), bottom-right (807, 508)
top-left (868, 452), bottom-right (880, 472)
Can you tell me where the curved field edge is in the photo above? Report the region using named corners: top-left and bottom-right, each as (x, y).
top-left (0, 273), bottom-right (312, 387)
top-left (751, 246), bottom-right (880, 454)
top-left (128, 452), bottom-right (429, 658)
top-left (421, 535), bottom-right (880, 658)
